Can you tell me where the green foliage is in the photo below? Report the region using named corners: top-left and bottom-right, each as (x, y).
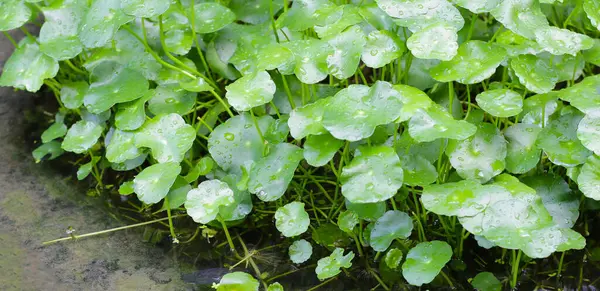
top-left (4, 0), bottom-right (600, 289)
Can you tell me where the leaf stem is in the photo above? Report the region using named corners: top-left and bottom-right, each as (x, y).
top-left (2, 31), bottom-right (18, 47)
top-left (164, 197), bottom-right (179, 243)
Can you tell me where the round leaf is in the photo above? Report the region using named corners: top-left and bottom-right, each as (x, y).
top-left (362, 30), bottom-right (405, 68)
top-left (324, 25), bottom-right (366, 79)
top-left (345, 200), bottom-right (387, 222)
top-left (148, 85), bottom-right (196, 115)
top-left (303, 133), bottom-right (344, 167)
top-left (578, 155), bottom-right (600, 200)
top-left (78, 0), bottom-right (133, 48)
top-left (185, 180), bottom-right (235, 224)
top-left (39, 1), bottom-right (86, 60)
top-left (0, 0), bottom-right (31, 31)
top-left (476, 89), bottom-right (523, 117)
top-left (134, 113), bottom-right (196, 163)
top-left (275, 201), bottom-right (310, 237)
top-left (288, 98), bottom-right (328, 139)
top-left (402, 241), bottom-right (453, 286)
top-left (408, 104), bottom-right (477, 142)
top-left (133, 162), bottom-right (181, 204)
top-left (214, 272), bottom-right (259, 291)
top-left (0, 38), bottom-right (59, 92)
top-left (61, 120), bottom-right (103, 154)
top-left (535, 26), bottom-right (594, 56)
top-left (536, 109), bottom-right (592, 167)
top-left (407, 22), bottom-right (458, 61)
top-left (337, 210), bottom-right (359, 233)
top-left (121, 0), bottom-right (170, 18)
top-left (106, 128), bottom-right (142, 163)
top-left (248, 143), bottom-right (303, 202)
top-left (60, 81), bottom-right (88, 109)
top-left (504, 123), bottom-right (542, 174)
top-left (229, 0), bottom-right (284, 25)
top-left (471, 272), bottom-right (501, 291)
top-left (510, 55), bottom-right (559, 94)
top-left (522, 175), bottom-right (579, 228)
top-left (225, 71), bottom-right (276, 112)
top-left (289, 239), bottom-right (313, 264)
top-left (189, 3), bottom-right (235, 34)
top-left (370, 210), bottom-right (414, 252)
top-left (284, 39), bottom-right (333, 84)
top-left (577, 114), bottom-right (600, 155)
top-left (384, 248), bottom-right (404, 269)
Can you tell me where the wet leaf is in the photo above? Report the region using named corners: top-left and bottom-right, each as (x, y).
top-left (408, 104), bottom-right (477, 142)
top-left (345, 200), bottom-right (387, 222)
top-left (134, 114), bottom-right (196, 163)
top-left (340, 146), bottom-right (403, 203)
top-left (402, 241), bottom-right (452, 286)
top-left (557, 75), bottom-right (600, 117)
top-left (375, 0), bottom-right (464, 32)
top-left (225, 71), bottom-right (276, 112)
top-left (337, 210), bottom-right (359, 233)
top-left (289, 239), bottom-right (313, 264)
top-left (284, 39), bottom-right (333, 84)
top-left (584, 0), bottom-right (600, 31)
top-left (121, 0), bottom-right (170, 18)
top-left (0, 38), bottom-right (59, 92)
top-left (115, 92), bottom-right (152, 131)
top-left (535, 26), bottom-right (594, 56)
top-left (523, 175), bottom-right (579, 228)
top-left (303, 133), bottom-right (344, 167)
top-left (315, 248), bottom-right (354, 280)
top-left (189, 3), bottom-right (235, 34)
top-left (60, 81), bottom-right (88, 110)
top-left (362, 30), bottom-right (406, 68)
top-left (0, 0), bottom-right (31, 31)
top-left (398, 154), bottom-right (438, 186)
top-left (159, 177), bottom-right (192, 211)
top-left (41, 112), bottom-right (67, 143)
top-left (275, 201), bottom-right (310, 237)
top-left (504, 123), bottom-right (542, 174)
top-left (536, 109), bottom-right (592, 167)
top-left (147, 85), bottom-right (196, 115)
top-left (490, 0), bottom-right (548, 40)
top-left (32, 141), bottom-right (64, 163)
top-left (229, 0), bottom-right (284, 25)
top-left (133, 162), bottom-right (181, 204)
top-left (577, 114), bottom-right (600, 155)
top-left (185, 179), bottom-right (235, 224)
top-left (314, 4), bottom-right (362, 38)
top-left (281, 0), bottom-right (335, 32)
top-left (510, 55), bottom-right (559, 94)
top-left (248, 143), bottom-right (304, 202)
top-left (452, 0), bottom-right (501, 13)
top-left (422, 180), bottom-right (491, 217)
top-left (105, 128), bottom-right (142, 163)
top-left (407, 22), bottom-right (458, 61)
top-left (471, 272), bottom-right (501, 291)
top-left (61, 120), bottom-right (103, 154)
top-left (476, 89), bottom-right (523, 118)
top-left (370, 210), bottom-right (413, 252)
top-left (324, 25), bottom-right (365, 80)
top-left (39, 1), bottom-right (86, 60)
top-left (578, 155), bottom-right (600, 200)
top-left (78, 0), bottom-right (133, 48)
top-left (288, 98), bottom-right (328, 139)
top-left (384, 248), bottom-right (404, 269)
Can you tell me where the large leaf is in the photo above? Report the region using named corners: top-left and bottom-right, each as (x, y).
top-left (523, 175), bottom-right (579, 228)
top-left (324, 25), bottom-right (365, 79)
top-left (248, 143), bottom-right (304, 202)
top-left (225, 71), bottom-right (276, 111)
top-left (322, 81), bottom-right (403, 141)
top-left (446, 123), bottom-right (507, 183)
top-left (510, 54), bottom-right (558, 94)
top-left (0, 38), bottom-right (59, 92)
top-left (0, 0), bottom-right (31, 31)
top-left (577, 114), bottom-right (600, 155)
top-left (402, 241), bottom-right (452, 286)
top-left (39, 1), bottom-right (86, 60)
top-left (134, 114), bottom-right (196, 163)
top-left (370, 210), bottom-right (413, 252)
top-left (185, 179), bottom-right (235, 224)
top-left (362, 30), bottom-right (405, 68)
top-left (189, 3), bottom-right (235, 34)
top-left (275, 201), bottom-right (310, 237)
top-left (408, 104), bottom-right (477, 142)
top-left (214, 272), bottom-right (259, 291)
top-left (340, 146), bottom-right (404, 203)
top-left (133, 162), bottom-right (181, 204)
top-left (504, 123), bottom-right (542, 174)
top-left (536, 108), bottom-right (592, 167)
top-left (578, 155), bottom-right (600, 200)
top-left (476, 89), bottom-right (523, 118)
top-left (303, 133), bottom-right (344, 167)
top-left (61, 120), bottom-right (103, 154)
top-left (121, 0), bottom-right (170, 18)
top-left (406, 22), bottom-right (458, 61)
top-left (78, 0), bottom-right (133, 48)
top-left (430, 40), bottom-right (506, 84)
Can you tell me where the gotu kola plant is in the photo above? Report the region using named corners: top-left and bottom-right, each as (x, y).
top-left (2, 0), bottom-right (600, 289)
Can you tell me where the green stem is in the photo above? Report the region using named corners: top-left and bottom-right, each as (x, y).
top-left (511, 250), bottom-right (522, 288)
top-left (307, 277), bottom-right (337, 291)
top-left (164, 198), bottom-right (179, 243)
top-left (2, 31), bottom-right (18, 47)
top-left (219, 218), bottom-right (237, 253)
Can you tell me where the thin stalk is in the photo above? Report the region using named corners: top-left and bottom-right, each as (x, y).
top-left (164, 198), bottom-right (179, 243)
top-left (219, 218), bottom-right (237, 253)
top-left (511, 250), bottom-right (522, 288)
top-left (307, 277), bottom-right (336, 291)
top-left (210, 90), bottom-right (234, 117)
top-left (2, 31), bottom-right (18, 47)
top-left (64, 59), bottom-right (87, 75)
top-left (189, 0), bottom-right (213, 79)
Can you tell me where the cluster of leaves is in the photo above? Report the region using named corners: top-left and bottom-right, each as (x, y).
top-left (2, 0), bottom-right (600, 289)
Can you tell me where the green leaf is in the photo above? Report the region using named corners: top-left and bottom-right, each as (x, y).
top-left (121, 0), bottom-right (170, 18)
top-left (430, 40), bottom-right (506, 84)
top-left (0, 0), bottom-right (31, 31)
top-left (134, 113), bottom-right (196, 163)
top-left (60, 81), bottom-right (87, 110)
top-left (315, 248), bottom-right (355, 280)
top-left (225, 71), bottom-right (276, 112)
top-left (284, 39), bottom-right (333, 84)
top-left (536, 109), bottom-right (592, 167)
top-left (61, 120), bottom-right (103, 154)
top-left (84, 62), bottom-right (149, 114)
top-left (341, 146), bottom-right (403, 203)
top-left (229, 0), bottom-right (284, 25)
top-left (208, 113), bottom-right (273, 175)
top-left (185, 179), bottom-right (235, 224)
top-left (32, 141), bottom-right (64, 163)
top-left (267, 283), bottom-right (284, 291)
top-left (0, 38), bottom-right (59, 92)
top-left (504, 123), bottom-right (542, 174)
top-left (281, 0), bottom-right (335, 32)
top-left (337, 210), bottom-right (359, 233)
top-left (362, 30), bottom-right (406, 68)
top-left (422, 179), bottom-right (490, 217)
top-left (394, 84), bottom-right (434, 122)
top-left (275, 201), bottom-right (310, 237)
top-left (303, 133), bottom-right (344, 167)
top-left (557, 75), bottom-right (600, 117)
top-left (312, 223), bottom-right (351, 249)
top-left (403, 58), bottom-right (440, 90)
top-left (119, 181), bottom-right (135, 195)
top-left (402, 241), bottom-right (452, 286)
top-left (115, 92), bottom-right (152, 131)
top-left (323, 81), bottom-right (403, 141)
top-left (248, 143), bottom-right (304, 202)
top-left (584, 0), bottom-right (600, 31)
top-left (510, 55), bottom-right (558, 94)
top-left (490, 0), bottom-right (548, 39)
top-left (583, 39), bottom-right (600, 67)
top-left (77, 159), bottom-right (97, 181)
top-left (446, 123), bottom-right (507, 182)
top-left (452, 0), bottom-right (502, 13)
top-left (519, 92), bottom-right (559, 127)
top-left (216, 175), bottom-right (253, 221)
top-left (375, 0), bottom-right (464, 32)
top-left (78, 0), bottom-right (133, 48)
top-left (289, 239), bottom-right (313, 264)
top-left (41, 112), bottom-right (67, 143)
top-left (147, 85), bottom-right (196, 115)
top-left (407, 22), bottom-right (458, 61)
top-left (384, 248), bottom-right (404, 269)
top-left (476, 89), bottom-right (523, 117)
top-left (105, 128), bottom-right (142, 163)
top-left (577, 114), bottom-right (600, 155)
top-left (522, 175), bottom-right (579, 228)
top-left (111, 154), bottom-right (147, 172)
top-left (288, 98), bottom-right (328, 139)
top-left (38, 1), bottom-right (86, 60)
top-left (578, 155), bottom-right (600, 200)
top-left (159, 177), bottom-right (192, 211)
top-left (370, 210), bottom-right (413, 252)
top-left (345, 200), bottom-right (387, 222)
top-left (471, 272), bottom-right (501, 291)
top-left (314, 4), bottom-right (362, 38)
top-left (164, 28), bottom-right (193, 55)
top-left (535, 26), bottom-right (594, 56)
top-left (398, 154), bottom-right (438, 186)
top-left (184, 157), bottom-right (214, 183)
top-left (133, 162), bottom-right (181, 204)
top-left (214, 272), bottom-right (259, 291)
top-left (408, 104), bottom-right (477, 142)
top-left (324, 25), bottom-right (366, 79)
top-left (189, 3), bottom-right (235, 34)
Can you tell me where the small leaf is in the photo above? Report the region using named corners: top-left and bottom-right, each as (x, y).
top-left (341, 146), bottom-right (404, 203)
top-left (275, 201), bottom-right (310, 237)
top-left (249, 143), bottom-right (304, 202)
top-left (315, 248), bottom-right (355, 280)
top-left (394, 84), bottom-right (434, 122)
top-left (284, 39), bottom-right (333, 84)
top-left (452, 0), bottom-right (501, 13)
top-left (229, 0), bottom-right (284, 25)
top-left (370, 210), bottom-right (413, 252)
top-left (289, 239), bottom-right (313, 264)
top-left (189, 3), bottom-right (235, 34)
top-left (115, 92), bottom-right (152, 131)
top-left (0, 0), bottom-right (31, 31)
top-left (430, 40), bottom-right (506, 84)
top-left (510, 55), bottom-right (558, 94)
top-left (288, 98), bottom-right (328, 139)
top-left (422, 180), bottom-right (491, 217)
top-left (471, 272), bottom-right (501, 291)
top-left (159, 177), bottom-right (192, 211)
top-left (267, 283), bottom-right (284, 291)
top-left (345, 200), bottom-right (387, 222)
top-left (402, 241), bottom-right (453, 286)
top-left (446, 123), bottom-right (507, 183)
top-left (476, 89), bottom-right (523, 117)
top-left (61, 120), bottom-right (103, 154)
top-left (577, 114), bottom-right (600, 155)
top-left (185, 179), bottom-right (235, 224)
top-left (0, 38), bottom-right (59, 92)
top-left (584, 0), bottom-right (600, 31)
top-left (578, 155), bottom-right (600, 200)
top-left (134, 114), bottom-right (196, 163)
top-left (324, 25), bottom-right (366, 80)
top-left (536, 109), bottom-right (592, 167)
top-left (105, 128), bottom-right (142, 163)
top-left (184, 157), bottom-right (214, 183)
top-left (133, 162), bottom-right (181, 204)
top-left (147, 85), bottom-right (196, 115)
top-left (303, 133), bottom-right (344, 167)
top-left (407, 22), bottom-right (458, 61)
top-left (557, 75), bottom-right (600, 117)
top-left (323, 81), bottom-right (403, 141)
top-left (41, 113), bottom-right (67, 143)
top-left (398, 154), bottom-right (438, 186)
top-left (362, 30), bottom-right (406, 68)
top-left (281, 0), bottom-right (335, 32)
top-left (314, 4), bottom-right (362, 38)
top-left (214, 272), bottom-right (259, 291)
top-left (60, 81), bottom-right (88, 109)
top-left (32, 141), bottom-right (64, 163)
top-left (119, 181), bottom-right (135, 195)
top-left (337, 210), bottom-right (359, 233)
top-left (121, 0), bottom-right (170, 18)
top-left (384, 248), bottom-right (404, 269)
top-left (375, 0), bottom-right (464, 32)
top-left (78, 0), bottom-right (133, 48)
top-left (408, 104), bottom-right (477, 142)
top-left (504, 123), bottom-right (542, 174)
top-left (225, 71), bottom-right (276, 112)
